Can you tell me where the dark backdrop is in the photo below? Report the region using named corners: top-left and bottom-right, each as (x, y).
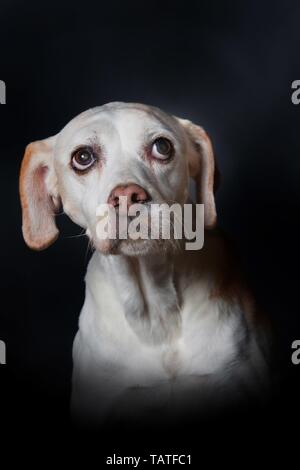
top-left (0, 0), bottom-right (300, 465)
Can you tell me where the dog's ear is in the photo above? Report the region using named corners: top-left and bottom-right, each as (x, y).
top-left (176, 117), bottom-right (219, 229)
top-left (19, 136), bottom-right (61, 250)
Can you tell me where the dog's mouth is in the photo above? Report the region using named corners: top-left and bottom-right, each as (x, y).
top-left (92, 237), bottom-right (180, 256)
top-left (90, 205), bottom-right (184, 256)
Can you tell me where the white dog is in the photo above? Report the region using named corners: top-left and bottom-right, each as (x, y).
top-left (19, 102), bottom-right (269, 425)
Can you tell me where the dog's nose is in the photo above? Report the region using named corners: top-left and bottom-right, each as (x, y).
top-left (108, 184), bottom-right (150, 208)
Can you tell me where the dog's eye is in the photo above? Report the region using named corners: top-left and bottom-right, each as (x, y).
top-left (71, 147), bottom-right (96, 171)
top-left (151, 138), bottom-right (173, 160)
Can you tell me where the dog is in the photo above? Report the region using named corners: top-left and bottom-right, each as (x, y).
top-left (19, 102), bottom-right (269, 425)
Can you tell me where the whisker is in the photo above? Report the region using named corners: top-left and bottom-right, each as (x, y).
top-left (64, 229), bottom-right (87, 240)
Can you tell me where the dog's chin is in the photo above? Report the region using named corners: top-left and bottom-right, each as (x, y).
top-left (93, 238), bottom-right (178, 257)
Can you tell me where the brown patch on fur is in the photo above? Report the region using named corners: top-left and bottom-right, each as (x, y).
top-left (208, 231), bottom-right (269, 328)
top-left (19, 140), bottom-right (59, 250)
top-left (176, 118), bottom-right (217, 229)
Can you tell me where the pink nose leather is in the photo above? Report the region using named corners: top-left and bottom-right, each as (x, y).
top-left (108, 184), bottom-right (149, 208)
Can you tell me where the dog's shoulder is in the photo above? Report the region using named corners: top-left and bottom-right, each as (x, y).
top-left (177, 229), bottom-right (269, 329)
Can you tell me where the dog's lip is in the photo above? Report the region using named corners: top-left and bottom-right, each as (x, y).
top-left (92, 237), bottom-right (155, 256)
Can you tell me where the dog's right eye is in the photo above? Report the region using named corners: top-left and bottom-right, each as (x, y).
top-left (71, 147), bottom-right (96, 171)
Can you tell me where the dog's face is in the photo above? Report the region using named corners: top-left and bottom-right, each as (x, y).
top-left (20, 102), bottom-right (217, 255)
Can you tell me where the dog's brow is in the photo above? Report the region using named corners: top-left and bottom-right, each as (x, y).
top-left (144, 126), bottom-right (176, 143)
top-left (71, 135), bottom-right (101, 152)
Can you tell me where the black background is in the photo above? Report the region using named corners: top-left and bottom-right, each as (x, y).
top-left (0, 0), bottom-right (300, 466)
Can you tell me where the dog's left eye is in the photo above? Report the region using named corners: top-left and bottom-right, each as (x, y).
top-left (71, 147), bottom-right (96, 171)
top-left (151, 137), bottom-right (173, 160)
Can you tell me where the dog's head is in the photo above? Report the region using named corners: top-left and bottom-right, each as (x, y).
top-left (20, 102), bottom-right (218, 255)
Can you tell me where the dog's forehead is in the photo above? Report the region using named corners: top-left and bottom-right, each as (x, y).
top-left (57, 102), bottom-right (181, 148)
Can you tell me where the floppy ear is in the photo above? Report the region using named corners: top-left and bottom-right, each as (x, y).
top-left (19, 136), bottom-right (61, 250)
top-left (176, 118), bottom-right (218, 229)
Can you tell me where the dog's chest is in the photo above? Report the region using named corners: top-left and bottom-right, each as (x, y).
top-left (77, 257), bottom-right (241, 388)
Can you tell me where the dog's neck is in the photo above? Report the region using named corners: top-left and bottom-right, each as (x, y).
top-left (103, 252), bottom-right (181, 345)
